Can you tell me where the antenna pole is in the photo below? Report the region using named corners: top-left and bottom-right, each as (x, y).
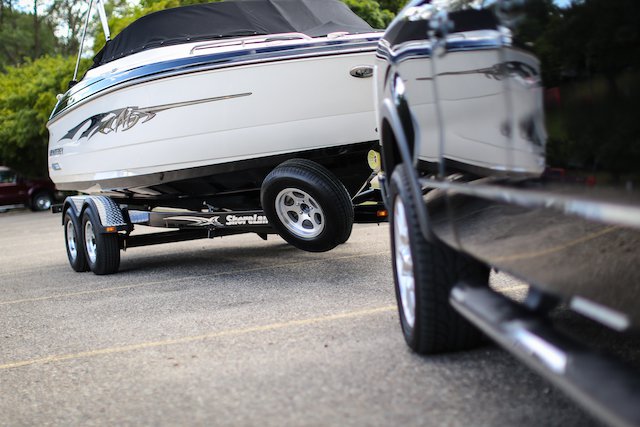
top-left (96, 0), bottom-right (111, 42)
top-left (72, 0), bottom-right (94, 84)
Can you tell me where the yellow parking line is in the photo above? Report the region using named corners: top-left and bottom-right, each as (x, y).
top-left (0, 278), bottom-right (198, 306)
top-left (0, 305), bottom-right (396, 370)
top-left (0, 251), bottom-right (388, 306)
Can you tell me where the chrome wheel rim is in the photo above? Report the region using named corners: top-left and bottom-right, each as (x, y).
top-left (393, 196), bottom-right (415, 328)
top-left (84, 220), bottom-right (97, 264)
top-left (274, 188), bottom-right (325, 239)
top-left (66, 220), bottom-right (78, 261)
top-left (36, 196), bottom-right (51, 210)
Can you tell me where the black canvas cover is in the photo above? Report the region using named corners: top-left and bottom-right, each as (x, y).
top-left (94, 0), bottom-right (374, 66)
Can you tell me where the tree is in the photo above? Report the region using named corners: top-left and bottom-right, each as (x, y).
top-left (376, 0), bottom-right (409, 14)
top-left (343, 0), bottom-right (395, 28)
top-left (0, 3), bottom-right (57, 69)
top-left (45, 0), bottom-right (92, 57)
top-left (33, 1), bottom-right (40, 58)
top-left (0, 56), bottom-right (86, 175)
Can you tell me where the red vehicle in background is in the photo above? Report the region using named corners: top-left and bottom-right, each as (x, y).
top-left (0, 166), bottom-right (57, 212)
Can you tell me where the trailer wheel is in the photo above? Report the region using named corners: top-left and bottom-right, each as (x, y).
top-left (261, 159), bottom-right (354, 252)
top-left (389, 167), bottom-right (489, 354)
top-left (64, 211), bottom-right (89, 272)
top-left (82, 208), bottom-right (120, 275)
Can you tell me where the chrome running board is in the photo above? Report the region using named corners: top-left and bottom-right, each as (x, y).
top-left (450, 282), bottom-right (640, 427)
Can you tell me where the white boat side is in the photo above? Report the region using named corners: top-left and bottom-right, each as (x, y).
top-left (47, 33), bottom-right (382, 194)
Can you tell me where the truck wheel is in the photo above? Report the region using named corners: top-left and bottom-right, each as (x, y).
top-left (82, 208), bottom-right (120, 275)
top-left (389, 167), bottom-right (489, 354)
top-left (261, 159), bottom-right (354, 252)
top-left (64, 212), bottom-right (89, 272)
top-left (31, 191), bottom-right (53, 211)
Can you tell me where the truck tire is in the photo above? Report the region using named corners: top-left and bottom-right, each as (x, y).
top-left (64, 211), bottom-right (89, 272)
top-left (261, 159), bottom-right (354, 252)
top-left (31, 191), bottom-right (53, 211)
top-left (389, 167), bottom-right (489, 354)
top-left (82, 207), bottom-right (120, 275)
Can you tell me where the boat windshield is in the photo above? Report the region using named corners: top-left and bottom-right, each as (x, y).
top-left (92, 0), bottom-right (374, 68)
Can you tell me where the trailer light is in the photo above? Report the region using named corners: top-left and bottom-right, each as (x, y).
top-left (376, 209), bottom-right (388, 218)
top-left (105, 226), bottom-right (117, 233)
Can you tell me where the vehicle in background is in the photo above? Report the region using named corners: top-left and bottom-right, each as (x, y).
top-left (0, 166), bottom-right (57, 212)
top-left (375, 0), bottom-right (640, 425)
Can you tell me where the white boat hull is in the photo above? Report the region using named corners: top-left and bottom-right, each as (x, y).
top-left (47, 39), bottom-right (379, 204)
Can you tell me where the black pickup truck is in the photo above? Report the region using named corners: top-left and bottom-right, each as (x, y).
top-left (374, 1), bottom-right (640, 426)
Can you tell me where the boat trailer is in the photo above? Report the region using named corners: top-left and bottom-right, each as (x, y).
top-left (53, 192), bottom-right (387, 275)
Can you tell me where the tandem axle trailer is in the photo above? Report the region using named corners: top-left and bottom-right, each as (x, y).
top-left (54, 193), bottom-right (386, 275)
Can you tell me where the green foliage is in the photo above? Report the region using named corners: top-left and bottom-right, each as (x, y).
top-left (0, 7), bottom-right (58, 70)
top-left (343, 0), bottom-right (395, 29)
top-left (0, 56), bottom-right (87, 175)
top-left (376, 0), bottom-right (409, 14)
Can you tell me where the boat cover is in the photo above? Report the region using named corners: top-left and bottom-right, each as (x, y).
top-left (93, 0), bottom-right (374, 67)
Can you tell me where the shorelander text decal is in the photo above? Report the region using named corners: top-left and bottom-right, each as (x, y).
top-left (163, 213), bottom-right (268, 228)
top-left (225, 214), bottom-right (269, 226)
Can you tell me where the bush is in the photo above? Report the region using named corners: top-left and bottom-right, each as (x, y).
top-left (0, 56), bottom-right (85, 176)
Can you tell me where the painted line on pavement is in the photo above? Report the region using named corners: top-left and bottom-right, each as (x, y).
top-left (0, 305), bottom-right (396, 370)
top-left (0, 252), bottom-right (388, 306)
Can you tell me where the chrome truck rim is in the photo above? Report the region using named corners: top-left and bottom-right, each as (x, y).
top-left (394, 196), bottom-right (415, 328)
top-left (275, 188), bottom-right (325, 239)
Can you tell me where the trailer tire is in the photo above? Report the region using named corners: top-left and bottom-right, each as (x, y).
top-left (64, 211), bottom-right (89, 272)
top-left (82, 207), bottom-right (120, 275)
top-left (261, 159), bottom-right (353, 252)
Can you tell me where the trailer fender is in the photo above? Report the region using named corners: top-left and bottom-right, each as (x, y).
top-left (62, 195), bottom-right (129, 233)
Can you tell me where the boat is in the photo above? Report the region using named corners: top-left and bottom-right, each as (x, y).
top-left (47, 0), bottom-right (383, 211)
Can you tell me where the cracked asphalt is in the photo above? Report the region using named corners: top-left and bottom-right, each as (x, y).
top-left (0, 210), bottom-right (600, 426)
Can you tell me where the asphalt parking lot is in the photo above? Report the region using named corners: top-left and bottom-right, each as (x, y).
top-left (0, 210), bottom-right (599, 426)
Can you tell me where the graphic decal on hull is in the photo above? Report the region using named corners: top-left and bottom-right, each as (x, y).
top-left (164, 216), bottom-right (225, 228)
top-left (59, 92), bottom-right (252, 142)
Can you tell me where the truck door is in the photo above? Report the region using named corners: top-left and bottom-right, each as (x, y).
top-left (0, 169), bottom-right (28, 206)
